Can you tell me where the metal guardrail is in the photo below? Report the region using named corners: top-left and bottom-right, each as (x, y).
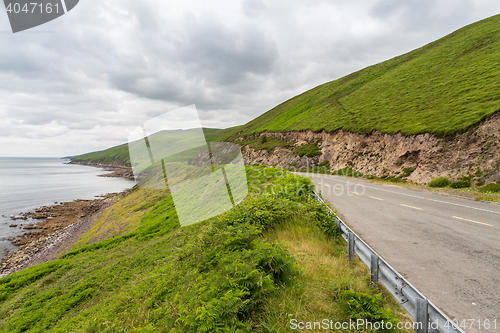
top-left (312, 191), bottom-right (466, 333)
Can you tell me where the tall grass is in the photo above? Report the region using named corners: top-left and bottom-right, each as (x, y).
top-left (0, 166), bottom-right (410, 332)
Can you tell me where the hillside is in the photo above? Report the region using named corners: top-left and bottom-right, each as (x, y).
top-left (222, 14), bottom-right (500, 186)
top-left (226, 14), bottom-right (500, 139)
top-left (70, 126), bottom-right (241, 167)
top-left (70, 14), bottom-right (500, 186)
top-left (0, 167), bottom-right (410, 331)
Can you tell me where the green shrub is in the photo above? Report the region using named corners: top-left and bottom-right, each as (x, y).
top-left (401, 167), bottom-right (416, 177)
top-left (450, 180), bottom-right (471, 189)
top-left (385, 175), bottom-right (406, 183)
top-left (338, 291), bottom-right (399, 332)
top-left (479, 183), bottom-right (500, 193)
top-left (294, 139), bottom-right (322, 157)
top-left (240, 136), bottom-right (292, 152)
top-left (318, 160), bottom-right (330, 168)
top-left (428, 176), bottom-right (450, 188)
top-left (309, 204), bottom-right (341, 239)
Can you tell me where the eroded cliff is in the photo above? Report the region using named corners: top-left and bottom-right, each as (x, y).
top-left (238, 112), bottom-right (500, 185)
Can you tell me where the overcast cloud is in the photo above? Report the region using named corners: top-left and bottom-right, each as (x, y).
top-left (1, 0), bottom-right (499, 157)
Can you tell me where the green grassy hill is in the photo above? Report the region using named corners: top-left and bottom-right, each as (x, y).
top-left (227, 14), bottom-right (500, 139)
top-left (70, 126), bottom-right (241, 167)
top-left (0, 168), bottom-right (409, 332)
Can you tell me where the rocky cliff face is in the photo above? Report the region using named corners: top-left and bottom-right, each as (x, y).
top-left (238, 112), bottom-right (500, 185)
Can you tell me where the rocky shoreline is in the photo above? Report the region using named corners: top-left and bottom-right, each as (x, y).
top-left (0, 191), bottom-right (127, 277)
top-left (67, 161), bottom-right (135, 179)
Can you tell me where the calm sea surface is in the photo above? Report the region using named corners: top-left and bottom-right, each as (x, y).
top-left (0, 157), bottom-right (135, 258)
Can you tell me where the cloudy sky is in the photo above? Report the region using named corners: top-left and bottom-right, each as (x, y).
top-left (1, 0), bottom-right (499, 157)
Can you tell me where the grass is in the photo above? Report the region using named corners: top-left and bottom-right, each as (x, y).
top-left (238, 135), bottom-right (323, 158)
top-left (0, 166), bottom-right (411, 332)
top-left (428, 177), bottom-right (451, 188)
top-left (450, 180), bottom-right (471, 189)
top-left (238, 135), bottom-right (293, 153)
top-left (258, 215), bottom-right (410, 332)
top-left (295, 139), bottom-right (322, 158)
top-left (478, 183), bottom-right (500, 193)
top-left (69, 126), bottom-right (241, 167)
top-left (224, 14), bottom-right (500, 140)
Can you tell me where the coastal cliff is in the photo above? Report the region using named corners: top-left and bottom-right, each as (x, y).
top-left (237, 111), bottom-right (500, 185)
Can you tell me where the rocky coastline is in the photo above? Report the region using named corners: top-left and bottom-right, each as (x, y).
top-left (67, 161), bottom-right (135, 180)
top-left (0, 188), bottom-right (128, 277)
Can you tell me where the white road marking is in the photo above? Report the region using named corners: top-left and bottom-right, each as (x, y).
top-left (309, 175), bottom-right (500, 216)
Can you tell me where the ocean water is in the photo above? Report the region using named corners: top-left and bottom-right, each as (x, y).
top-left (0, 157), bottom-right (135, 258)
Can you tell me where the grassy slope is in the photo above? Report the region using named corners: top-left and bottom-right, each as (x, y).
top-left (0, 167), bottom-right (409, 332)
top-left (70, 126), bottom-right (242, 167)
top-left (226, 14), bottom-right (500, 139)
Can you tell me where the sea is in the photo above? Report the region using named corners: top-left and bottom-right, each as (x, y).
top-left (0, 157), bottom-right (135, 259)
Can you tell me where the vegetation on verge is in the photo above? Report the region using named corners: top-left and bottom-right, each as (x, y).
top-left (0, 166), bottom-right (409, 332)
top-left (238, 135), bottom-right (323, 158)
top-left (479, 183), bottom-right (500, 193)
top-left (428, 177), bottom-right (451, 188)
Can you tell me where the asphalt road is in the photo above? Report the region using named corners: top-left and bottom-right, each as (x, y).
top-left (298, 173), bottom-right (500, 333)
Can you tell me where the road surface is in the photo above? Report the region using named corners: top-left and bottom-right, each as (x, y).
top-left (298, 173), bottom-right (500, 333)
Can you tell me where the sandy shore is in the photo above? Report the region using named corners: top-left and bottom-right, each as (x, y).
top-left (0, 191), bottom-right (127, 277)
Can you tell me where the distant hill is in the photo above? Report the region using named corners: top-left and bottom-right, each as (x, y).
top-left (226, 14), bottom-right (500, 139)
top-left (70, 126), bottom-right (241, 167)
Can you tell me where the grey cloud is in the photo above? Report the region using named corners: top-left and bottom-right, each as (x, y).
top-left (370, 0), bottom-right (475, 32)
top-left (1, 0), bottom-right (500, 156)
top-left (242, 0), bottom-right (267, 17)
top-left (100, 11), bottom-right (280, 110)
top-left (179, 18), bottom-right (279, 85)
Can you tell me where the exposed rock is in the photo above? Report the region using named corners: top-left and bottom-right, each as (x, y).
top-left (239, 112), bottom-right (500, 184)
top-left (10, 194), bottom-right (125, 246)
top-left (0, 193), bottom-right (126, 277)
top-left (67, 161), bottom-right (135, 179)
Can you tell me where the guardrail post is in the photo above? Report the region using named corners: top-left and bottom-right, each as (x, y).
top-left (310, 191), bottom-right (466, 333)
top-left (348, 232), bottom-right (355, 262)
top-left (370, 255), bottom-right (379, 288)
top-left (416, 298), bottom-right (428, 333)
top-left (335, 217), bottom-right (341, 229)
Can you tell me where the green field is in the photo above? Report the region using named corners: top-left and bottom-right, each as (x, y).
top-left (225, 14), bottom-right (500, 140)
top-left (0, 167), bottom-right (409, 332)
